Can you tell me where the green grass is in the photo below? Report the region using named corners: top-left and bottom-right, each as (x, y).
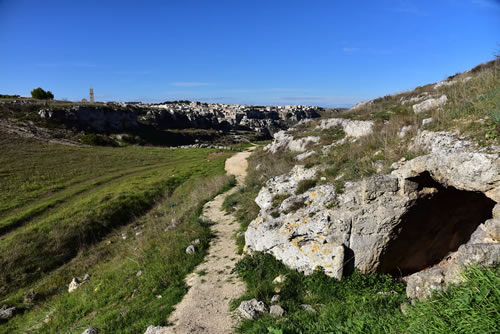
top-left (232, 253), bottom-right (408, 334)
top-left (232, 254), bottom-right (500, 334)
top-left (0, 132), bottom-right (236, 333)
top-left (398, 265), bottom-right (500, 333)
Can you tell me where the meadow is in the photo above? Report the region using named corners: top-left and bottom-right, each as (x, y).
top-left (0, 131), bottom-right (235, 333)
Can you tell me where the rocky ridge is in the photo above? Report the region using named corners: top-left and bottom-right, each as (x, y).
top-left (36, 102), bottom-right (321, 137)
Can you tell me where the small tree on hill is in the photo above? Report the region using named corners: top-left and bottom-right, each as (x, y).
top-left (31, 87), bottom-right (54, 100)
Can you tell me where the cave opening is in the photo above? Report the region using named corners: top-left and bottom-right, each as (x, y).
top-left (378, 171), bottom-right (496, 276)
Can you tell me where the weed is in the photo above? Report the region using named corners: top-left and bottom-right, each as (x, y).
top-left (295, 179), bottom-right (317, 195)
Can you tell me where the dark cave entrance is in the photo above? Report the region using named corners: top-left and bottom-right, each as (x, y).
top-left (378, 171), bottom-right (496, 276)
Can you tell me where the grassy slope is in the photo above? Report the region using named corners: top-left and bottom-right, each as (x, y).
top-left (225, 59), bottom-right (500, 333)
top-left (0, 132), bottom-right (235, 333)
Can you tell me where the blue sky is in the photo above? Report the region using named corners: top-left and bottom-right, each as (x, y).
top-left (0, 0), bottom-right (498, 107)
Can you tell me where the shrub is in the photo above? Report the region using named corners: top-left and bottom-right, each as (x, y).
top-left (295, 179), bottom-right (317, 195)
top-left (80, 134), bottom-right (118, 146)
top-left (30, 87), bottom-right (54, 100)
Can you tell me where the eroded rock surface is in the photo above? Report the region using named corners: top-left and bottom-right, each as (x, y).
top-left (412, 95), bottom-right (448, 114)
top-left (264, 131), bottom-right (320, 154)
top-left (317, 118), bottom-right (374, 138)
top-left (245, 131), bottom-right (499, 296)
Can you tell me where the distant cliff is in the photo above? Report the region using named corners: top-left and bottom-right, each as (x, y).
top-left (38, 102), bottom-right (322, 136)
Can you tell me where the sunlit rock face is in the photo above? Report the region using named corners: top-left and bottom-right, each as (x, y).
top-left (245, 131), bottom-right (499, 290)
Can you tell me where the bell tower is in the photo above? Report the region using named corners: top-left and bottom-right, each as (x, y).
top-left (89, 86), bottom-right (94, 103)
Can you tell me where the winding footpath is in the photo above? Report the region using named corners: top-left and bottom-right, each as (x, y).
top-left (155, 149), bottom-right (254, 334)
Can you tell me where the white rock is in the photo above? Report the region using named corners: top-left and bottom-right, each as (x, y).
top-left (81, 329), bottom-right (100, 334)
top-left (0, 305), bottom-right (16, 320)
top-left (412, 95), bottom-right (447, 114)
top-left (269, 305), bottom-right (285, 317)
top-left (68, 277), bottom-right (82, 293)
top-left (144, 325), bottom-right (166, 334)
top-left (300, 304), bottom-right (316, 313)
top-left (421, 118), bottom-right (433, 127)
top-left (350, 100), bottom-right (373, 111)
top-left (398, 125), bottom-right (413, 138)
top-left (246, 130), bottom-right (500, 282)
top-left (236, 299), bottom-right (268, 320)
top-left (273, 275), bottom-right (286, 284)
top-left (434, 80), bottom-right (456, 89)
top-left (254, 165), bottom-right (319, 211)
top-left (185, 245), bottom-right (196, 254)
top-left (296, 151), bottom-right (315, 161)
top-left (264, 131), bottom-right (320, 154)
top-left (317, 118), bottom-right (374, 138)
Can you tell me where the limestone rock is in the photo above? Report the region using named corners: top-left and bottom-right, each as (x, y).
top-left (81, 328), bottom-right (100, 334)
top-left (421, 118), bottom-right (433, 127)
top-left (0, 305), bottom-right (16, 321)
top-left (406, 267), bottom-right (445, 300)
top-left (39, 106), bottom-right (138, 132)
top-left (410, 130), bottom-right (475, 154)
top-left (245, 130), bottom-right (500, 284)
top-left (144, 326), bottom-right (166, 334)
top-left (264, 131), bottom-right (320, 153)
top-left (300, 304), bottom-right (316, 313)
top-left (296, 150), bottom-right (315, 161)
top-left (68, 277), bottom-right (82, 293)
top-left (236, 299), bottom-right (268, 320)
top-left (185, 245), bottom-right (196, 254)
top-left (273, 275), bottom-right (286, 284)
top-left (317, 118), bottom-right (374, 138)
top-left (398, 125), bottom-right (413, 138)
top-left (254, 165), bottom-right (319, 211)
top-left (271, 294), bottom-right (280, 304)
top-left (350, 100), bottom-right (373, 111)
top-left (269, 305), bottom-right (285, 317)
top-left (412, 95), bottom-right (447, 114)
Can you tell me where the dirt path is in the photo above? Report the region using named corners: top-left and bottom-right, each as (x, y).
top-left (156, 149), bottom-right (254, 334)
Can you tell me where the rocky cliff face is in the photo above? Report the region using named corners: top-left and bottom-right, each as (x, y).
top-left (39, 106), bottom-right (139, 132)
top-left (37, 104), bottom-right (321, 137)
top-left (140, 106), bottom-right (320, 136)
top-left (245, 130), bottom-right (499, 297)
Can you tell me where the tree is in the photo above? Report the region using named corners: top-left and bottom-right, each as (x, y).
top-left (31, 87), bottom-right (54, 100)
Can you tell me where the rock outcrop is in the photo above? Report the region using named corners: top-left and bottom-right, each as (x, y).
top-left (0, 305), bottom-right (16, 321)
top-left (317, 118), bottom-right (374, 138)
top-left (38, 103), bottom-right (320, 137)
top-left (245, 131), bottom-right (499, 293)
top-left (412, 95), bottom-right (448, 114)
top-left (264, 131), bottom-right (320, 154)
top-left (39, 106), bottom-right (138, 132)
top-left (236, 299), bottom-right (268, 320)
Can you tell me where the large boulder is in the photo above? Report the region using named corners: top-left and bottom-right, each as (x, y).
top-left (245, 131), bottom-right (499, 288)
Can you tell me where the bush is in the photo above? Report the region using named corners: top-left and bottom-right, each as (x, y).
top-left (295, 179), bottom-right (317, 195)
top-left (30, 87), bottom-right (54, 100)
top-left (80, 134), bottom-right (118, 146)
